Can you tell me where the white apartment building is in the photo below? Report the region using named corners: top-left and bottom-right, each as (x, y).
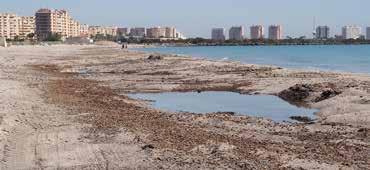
top-left (175, 31), bottom-right (186, 39)
top-left (342, 26), bottom-right (361, 39)
top-left (268, 25), bottom-right (283, 40)
top-left (229, 26), bottom-right (244, 40)
top-left (211, 28), bottom-right (226, 41)
top-left (250, 25), bottom-right (264, 39)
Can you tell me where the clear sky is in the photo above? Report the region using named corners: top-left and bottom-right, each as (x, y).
top-left (1, 0), bottom-right (370, 38)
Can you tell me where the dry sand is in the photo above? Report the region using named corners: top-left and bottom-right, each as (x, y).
top-left (0, 44), bottom-right (369, 169)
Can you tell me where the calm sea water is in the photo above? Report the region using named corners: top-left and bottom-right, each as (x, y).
top-left (138, 45), bottom-right (370, 73)
top-left (128, 92), bottom-right (317, 122)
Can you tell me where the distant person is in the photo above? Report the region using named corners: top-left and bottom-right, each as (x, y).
top-left (122, 43), bottom-right (128, 49)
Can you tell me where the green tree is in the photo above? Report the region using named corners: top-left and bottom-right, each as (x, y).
top-left (45, 33), bottom-right (62, 41)
top-left (27, 33), bottom-right (35, 39)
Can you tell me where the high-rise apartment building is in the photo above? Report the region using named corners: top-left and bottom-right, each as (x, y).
top-left (80, 24), bottom-right (89, 37)
top-left (146, 27), bottom-right (162, 38)
top-left (268, 25), bottom-right (282, 40)
top-left (316, 26), bottom-right (330, 39)
top-left (0, 13), bottom-right (35, 40)
top-left (0, 13), bottom-right (20, 39)
top-left (35, 9), bottom-right (52, 40)
top-left (147, 27), bottom-right (168, 38)
top-left (146, 27), bottom-right (179, 39)
top-left (175, 31), bottom-right (186, 39)
top-left (69, 19), bottom-right (81, 37)
top-left (165, 27), bottom-right (176, 38)
top-left (129, 27), bottom-right (146, 37)
top-left (19, 16), bottom-right (35, 39)
top-left (35, 9), bottom-right (82, 40)
top-left (342, 26), bottom-right (361, 39)
top-left (366, 27), bottom-right (370, 40)
top-left (229, 26), bottom-right (244, 40)
top-left (146, 27), bottom-right (156, 38)
top-left (250, 25), bottom-right (264, 39)
top-left (88, 26), bottom-right (105, 36)
top-left (105, 26), bottom-right (118, 36)
top-left (88, 26), bottom-right (118, 37)
top-left (211, 28), bottom-right (226, 41)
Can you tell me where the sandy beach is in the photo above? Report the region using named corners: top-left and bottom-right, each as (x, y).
top-left (0, 44), bottom-right (369, 169)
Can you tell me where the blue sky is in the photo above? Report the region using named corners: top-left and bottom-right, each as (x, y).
top-left (1, 0), bottom-right (370, 38)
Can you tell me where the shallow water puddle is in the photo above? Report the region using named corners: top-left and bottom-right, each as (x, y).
top-left (128, 91), bottom-right (317, 122)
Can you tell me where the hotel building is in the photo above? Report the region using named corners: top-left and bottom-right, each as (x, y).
top-left (211, 28), bottom-right (226, 41)
top-left (316, 26), bottom-right (330, 39)
top-left (250, 25), bottom-right (264, 39)
top-left (268, 25), bottom-right (282, 40)
top-left (342, 26), bottom-right (361, 39)
top-left (229, 26), bottom-right (244, 40)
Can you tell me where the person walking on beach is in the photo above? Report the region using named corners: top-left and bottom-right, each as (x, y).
top-left (122, 43), bottom-right (128, 49)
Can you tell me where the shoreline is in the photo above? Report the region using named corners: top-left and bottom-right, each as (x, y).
top-left (126, 41), bottom-right (370, 48)
top-left (0, 44), bottom-right (369, 169)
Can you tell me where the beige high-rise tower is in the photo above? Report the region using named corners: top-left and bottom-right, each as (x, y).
top-left (0, 13), bottom-right (35, 40)
top-left (19, 16), bottom-right (35, 39)
top-left (0, 13), bottom-right (20, 39)
top-left (250, 25), bottom-right (264, 39)
top-left (268, 25), bottom-right (282, 40)
top-left (35, 9), bottom-right (82, 40)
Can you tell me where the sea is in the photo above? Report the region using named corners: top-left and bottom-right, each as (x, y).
top-left (138, 45), bottom-right (370, 74)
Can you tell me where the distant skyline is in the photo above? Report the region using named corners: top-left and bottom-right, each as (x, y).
top-left (2, 0), bottom-right (370, 38)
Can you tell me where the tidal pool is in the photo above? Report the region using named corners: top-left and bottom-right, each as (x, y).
top-left (128, 91), bottom-right (317, 122)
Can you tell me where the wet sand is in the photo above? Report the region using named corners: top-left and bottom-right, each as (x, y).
top-left (0, 44), bottom-right (369, 169)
